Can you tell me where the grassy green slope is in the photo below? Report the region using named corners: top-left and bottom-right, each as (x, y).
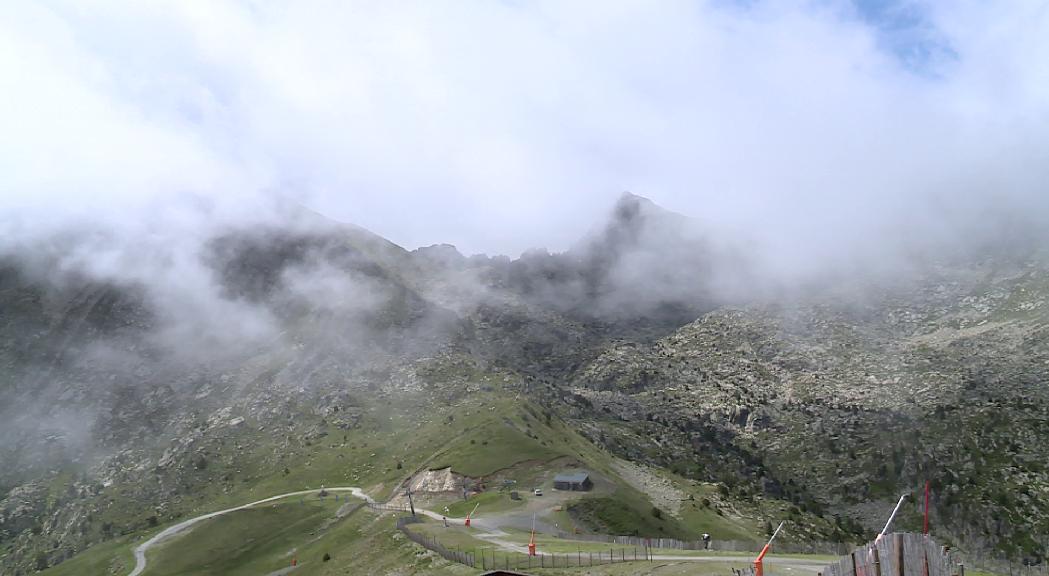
top-left (42, 355), bottom-right (775, 574)
top-left (144, 506), bottom-right (474, 576)
top-left (145, 499), bottom-right (341, 576)
top-left (39, 536), bottom-right (136, 576)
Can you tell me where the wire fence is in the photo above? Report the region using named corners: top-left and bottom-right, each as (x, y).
top-left (379, 499), bottom-right (1041, 576)
top-left (396, 515), bottom-right (653, 570)
top-left (367, 501), bottom-right (413, 513)
top-left (555, 531), bottom-right (851, 555)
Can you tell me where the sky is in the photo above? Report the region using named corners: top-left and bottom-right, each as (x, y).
top-left (0, 0), bottom-right (1047, 257)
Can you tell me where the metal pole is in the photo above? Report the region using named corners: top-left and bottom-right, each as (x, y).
top-left (882, 495), bottom-right (908, 537)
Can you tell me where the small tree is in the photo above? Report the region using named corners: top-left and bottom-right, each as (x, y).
top-left (651, 507), bottom-right (662, 519)
top-left (323, 552), bottom-right (331, 562)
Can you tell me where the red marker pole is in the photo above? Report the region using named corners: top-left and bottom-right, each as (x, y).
top-left (923, 481), bottom-right (930, 535)
top-left (464, 502), bottom-right (480, 528)
top-left (528, 513), bottom-right (537, 556)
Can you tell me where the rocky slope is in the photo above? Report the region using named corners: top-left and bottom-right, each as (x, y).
top-left (2, 194), bottom-right (1047, 572)
top-left (565, 256), bottom-right (1049, 558)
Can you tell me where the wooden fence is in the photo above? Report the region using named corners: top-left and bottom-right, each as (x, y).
top-left (821, 533), bottom-right (961, 576)
top-left (396, 515), bottom-right (652, 570)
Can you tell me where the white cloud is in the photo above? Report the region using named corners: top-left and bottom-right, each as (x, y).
top-left (0, 0), bottom-right (1046, 257)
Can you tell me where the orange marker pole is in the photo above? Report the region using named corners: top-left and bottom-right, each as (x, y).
top-left (528, 513), bottom-right (537, 556)
top-left (754, 521), bottom-right (785, 576)
top-left (464, 502), bottom-right (480, 527)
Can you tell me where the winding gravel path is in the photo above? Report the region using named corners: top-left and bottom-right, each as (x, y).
top-left (128, 487), bottom-right (373, 576)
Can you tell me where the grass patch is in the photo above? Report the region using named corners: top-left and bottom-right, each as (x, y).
top-left (411, 520), bottom-right (501, 552)
top-left (568, 491), bottom-right (692, 540)
top-left (676, 498), bottom-right (761, 542)
top-left (40, 535), bottom-right (136, 576)
top-left (144, 499), bottom-right (341, 575)
top-left (429, 421), bottom-right (564, 477)
top-left (265, 511), bottom-right (475, 576)
top-left (438, 490), bottom-right (527, 517)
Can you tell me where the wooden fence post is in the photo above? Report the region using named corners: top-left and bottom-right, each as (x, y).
top-left (897, 534), bottom-right (906, 576)
top-left (874, 544), bottom-right (883, 576)
top-left (854, 550), bottom-right (861, 576)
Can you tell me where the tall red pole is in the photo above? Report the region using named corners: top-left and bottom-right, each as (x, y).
top-left (923, 480), bottom-right (930, 535)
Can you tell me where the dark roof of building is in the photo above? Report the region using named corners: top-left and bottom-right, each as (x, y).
top-left (553, 471), bottom-right (590, 483)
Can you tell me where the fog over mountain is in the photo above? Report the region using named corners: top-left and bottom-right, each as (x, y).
top-left (2, 1), bottom-right (1049, 574)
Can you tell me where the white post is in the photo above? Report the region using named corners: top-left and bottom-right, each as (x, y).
top-left (881, 495), bottom-right (908, 536)
top-left (766, 521), bottom-right (785, 547)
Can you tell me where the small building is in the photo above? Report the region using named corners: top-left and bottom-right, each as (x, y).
top-left (553, 471), bottom-right (592, 491)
